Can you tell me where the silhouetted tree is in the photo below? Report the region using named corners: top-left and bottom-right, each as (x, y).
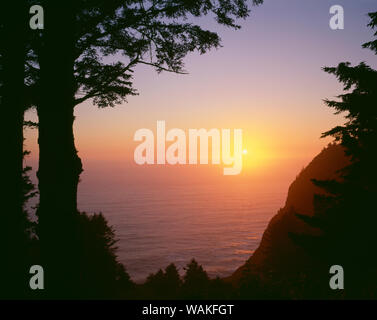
top-left (290, 12), bottom-right (377, 298)
top-left (0, 0), bottom-right (32, 298)
top-left (163, 263), bottom-right (182, 298)
top-left (142, 263), bottom-right (182, 299)
top-left (182, 259), bottom-right (210, 299)
top-left (140, 261), bottom-right (237, 299)
top-left (27, 0), bottom-right (263, 295)
top-left (144, 269), bottom-right (166, 298)
top-left (75, 212), bottom-right (135, 299)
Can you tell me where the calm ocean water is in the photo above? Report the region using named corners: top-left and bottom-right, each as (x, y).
top-left (78, 182), bottom-right (286, 283)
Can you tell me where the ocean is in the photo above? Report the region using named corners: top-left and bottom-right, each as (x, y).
top-left (78, 181), bottom-right (286, 283)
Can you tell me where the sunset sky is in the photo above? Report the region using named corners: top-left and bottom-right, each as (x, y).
top-left (24, 0), bottom-right (377, 190)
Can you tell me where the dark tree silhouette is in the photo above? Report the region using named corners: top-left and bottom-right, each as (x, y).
top-left (27, 0), bottom-right (263, 295)
top-left (140, 260), bottom-right (235, 299)
top-left (75, 212), bottom-right (135, 299)
top-left (182, 259), bottom-right (210, 299)
top-left (164, 263), bottom-right (182, 298)
top-left (143, 263), bottom-right (182, 299)
top-left (0, 0), bottom-right (33, 298)
top-left (290, 12), bottom-right (377, 298)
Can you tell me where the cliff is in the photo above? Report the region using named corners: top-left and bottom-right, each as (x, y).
top-left (230, 143), bottom-right (350, 284)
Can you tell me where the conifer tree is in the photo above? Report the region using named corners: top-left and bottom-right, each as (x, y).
top-left (290, 12), bottom-right (377, 298)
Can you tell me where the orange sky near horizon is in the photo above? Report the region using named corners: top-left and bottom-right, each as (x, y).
top-left (23, 0), bottom-right (377, 190)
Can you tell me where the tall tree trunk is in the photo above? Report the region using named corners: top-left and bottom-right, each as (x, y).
top-left (0, 1), bottom-right (28, 298)
top-left (36, 2), bottom-right (83, 297)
